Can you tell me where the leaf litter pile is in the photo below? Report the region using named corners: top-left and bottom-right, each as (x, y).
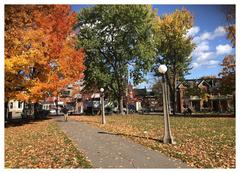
top-left (71, 115), bottom-right (235, 168)
top-left (5, 118), bottom-right (92, 168)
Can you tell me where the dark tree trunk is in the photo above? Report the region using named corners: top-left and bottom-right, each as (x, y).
top-left (5, 101), bottom-right (9, 121)
top-left (171, 91), bottom-right (176, 115)
top-left (33, 102), bottom-right (39, 119)
top-left (22, 101), bottom-right (26, 119)
top-left (117, 97), bottom-right (120, 114)
top-left (125, 70), bottom-right (129, 115)
top-left (166, 70), bottom-right (177, 115)
top-left (120, 95), bottom-right (124, 115)
top-left (117, 95), bottom-right (124, 115)
top-left (233, 92), bottom-right (235, 115)
top-left (125, 94), bottom-right (128, 115)
top-left (55, 96), bottom-right (58, 116)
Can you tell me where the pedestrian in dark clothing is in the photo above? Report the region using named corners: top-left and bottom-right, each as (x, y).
top-left (187, 107), bottom-right (192, 116)
top-left (62, 106), bottom-right (69, 121)
top-left (183, 106), bottom-right (192, 116)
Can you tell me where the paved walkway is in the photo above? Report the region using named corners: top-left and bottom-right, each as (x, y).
top-left (54, 116), bottom-right (189, 168)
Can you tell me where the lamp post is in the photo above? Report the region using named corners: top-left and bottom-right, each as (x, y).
top-left (100, 88), bottom-right (106, 124)
top-left (158, 65), bottom-right (175, 144)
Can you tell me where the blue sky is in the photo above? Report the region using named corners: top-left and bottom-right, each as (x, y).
top-left (71, 5), bottom-right (235, 88)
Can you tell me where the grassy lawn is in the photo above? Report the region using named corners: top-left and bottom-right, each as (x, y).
top-left (5, 118), bottom-right (92, 168)
top-left (71, 115), bottom-right (235, 168)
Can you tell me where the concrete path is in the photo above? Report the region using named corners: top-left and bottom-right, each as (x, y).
top-left (54, 116), bottom-right (189, 168)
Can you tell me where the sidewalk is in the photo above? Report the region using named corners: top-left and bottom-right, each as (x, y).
top-left (54, 116), bottom-right (189, 168)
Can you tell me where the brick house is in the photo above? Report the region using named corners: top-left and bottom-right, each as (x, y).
top-left (128, 86), bottom-right (162, 112)
top-left (176, 78), bottom-right (234, 113)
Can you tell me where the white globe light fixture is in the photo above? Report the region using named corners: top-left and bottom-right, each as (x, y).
top-left (158, 64), bottom-right (168, 74)
top-left (100, 88), bottom-right (104, 93)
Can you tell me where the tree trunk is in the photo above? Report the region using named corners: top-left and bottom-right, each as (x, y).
top-left (22, 101), bottom-right (26, 119)
top-left (120, 95), bottom-right (124, 115)
top-left (167, 85), bottom-right (171, 114)
top-left (125, 96), bottom-right (128, 115)
top-left (5, 101), bottom-right (9, 121)
top-left (125, 86), bottom-right (128, 115)
top-left (75, 99), bottom-right (78, 114)
top-left (33, 102), bottom-right (38, 119)
top-left (118, 95), bottom-right (124, 115)
top-left (232, 91), bottom-right (235, 114)
top-left (117, 97), bottom-right (120, 114)
top-left (166, 74), bottom-right (177, 115)
top-left (171, 91), bottom-right (176, 115)
top-left (165, 65), bottom-right (178, 115)
top-left (55, 96), bottom-right (58, 116)
top-left (125, 70), bottom-right (129, 115)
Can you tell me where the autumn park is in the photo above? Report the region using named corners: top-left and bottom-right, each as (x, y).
top-left (4, 5), bottom-right (235, 169)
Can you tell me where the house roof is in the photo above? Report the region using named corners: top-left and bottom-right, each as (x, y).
top-left (177, 78), bottom-right (221, 89)
top-left (133, 88), bottom-right (147, 97)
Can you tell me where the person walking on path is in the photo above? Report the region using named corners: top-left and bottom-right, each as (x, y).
top-left (62, 106), bottom-right (69, 122)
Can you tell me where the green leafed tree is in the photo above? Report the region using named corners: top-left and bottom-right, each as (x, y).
top-left (76, 5), bottom-right (157, 114)
top-left (153, 9), bottom-right (195, 115)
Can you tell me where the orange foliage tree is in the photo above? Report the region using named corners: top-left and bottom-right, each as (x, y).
top-left (5, 5), bottom-right (85, 103)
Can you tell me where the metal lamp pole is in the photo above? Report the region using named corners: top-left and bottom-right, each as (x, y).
top-left (100, 88), bottom-right (106, 124)
top-left (158, 65), bottom-right (175, 144)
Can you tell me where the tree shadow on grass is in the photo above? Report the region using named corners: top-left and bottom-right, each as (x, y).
top-left (5, 117), bottom-right (52, 128)
top-left (98, 131), bottom-right (163, 143)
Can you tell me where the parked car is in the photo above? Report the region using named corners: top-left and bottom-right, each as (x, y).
top-left (49, 108), bottom-right (63, 115)
top-left (105, 106), bottom-right (113, 115)
top-left (113, 107), bottom-right (127, 114)
top-left (21, 103), bottom-right (50, 119)
top-left (49, 109), bottom-right (56, 115)
top-left (128, 104), bottom-right (136, 113)
top-left (84, 100), bottom-right (101, 115)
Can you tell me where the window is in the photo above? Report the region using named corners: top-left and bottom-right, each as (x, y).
top-left (44, 105), bottom-right (49, 110)
top-left (18, 101), bottom-right (22, 108)
top-left (10, 102), bottom-right (13, 109)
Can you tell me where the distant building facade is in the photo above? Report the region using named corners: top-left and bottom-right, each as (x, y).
top-left (7, 100), bottom-right (24, 118)
top-left (128, 86), bottom-right (163, 113)
top-left (176, 78), bottom-right (234, 113)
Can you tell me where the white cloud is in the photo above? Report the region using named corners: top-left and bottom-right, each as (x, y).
top-left (190, 26), bottom-right (228, 71)
top-left (187, 26), bottom-right (200, 37)
top-left (191, 40), bottom-right (216, 70)
top-left (209, 60), bottom-right (219, 65)
top-left (197, 26), bottom-right (226, 42)
top-left (192, 41), bottom-right (210, 56)
top-left (192, 36), bottom-right (201, 43)
top-left (216, 44), bottom-right (232, 55)
top-left (192, 62), bottom-right (200, 69)
top-left (213, 26), bottom-right (226, 38)
top-left (200, 32), bottom-right (211, 41)
top-left (207, 65), bottom-right (217, 69)
top-left (192, 41), bottom-right (215, 62)
top-left (196, 52), bottom-right (215, 62)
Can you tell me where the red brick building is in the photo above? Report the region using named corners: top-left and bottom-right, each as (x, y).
top-left (176, 78), bottom-right (234, 113)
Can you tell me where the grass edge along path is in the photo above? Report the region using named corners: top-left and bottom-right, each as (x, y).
top-left (5, 118), bottom-right (92, 168)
